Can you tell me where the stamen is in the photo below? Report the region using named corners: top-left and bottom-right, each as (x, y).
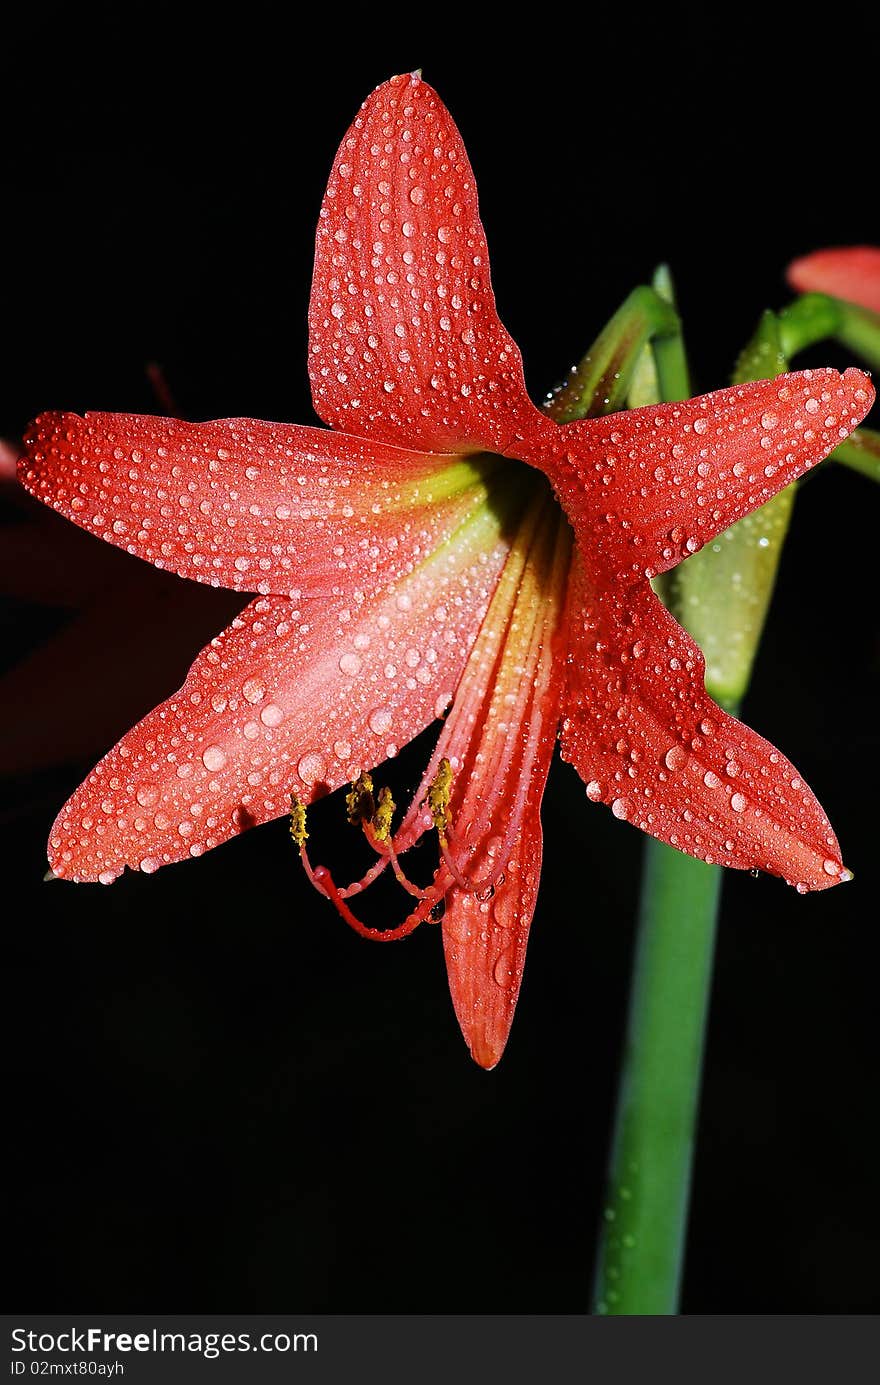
top-left (371, 785), bottom-right (395, 843)
top-left (427, 757), bottom-right (454, 846)
top-left (292, 774), bottom-right (435, 932)
top-left (289, 792), bottom-right (309, 847)
top-left (346, 771), bottom-right (375, 827)
top-left (348, 773), bottom-right (430, 900)
top-left (311, 865), bottom-right (439, 941)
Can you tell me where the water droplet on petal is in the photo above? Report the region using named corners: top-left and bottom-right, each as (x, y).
top-left (369, 706), bottom-right (393, 735)
top-left (493, 950), bottom-right (515, 987)
top-left (202, 745), bottom-right (227, 771)
top-left (297, 752), bottom-right (327, 785)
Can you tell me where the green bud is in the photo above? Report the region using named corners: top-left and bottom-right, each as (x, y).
top-left (547, 285), bottom-right (680, 423)
top-left (657, 310), bottom-right (794, 713)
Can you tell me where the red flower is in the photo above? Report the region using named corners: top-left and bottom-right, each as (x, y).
top-left (19, 75), bottom-right (873, 1066)
top-left (788, 246), bottom-right (880, 314)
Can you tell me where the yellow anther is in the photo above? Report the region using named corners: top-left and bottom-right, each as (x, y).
top-left (289, 793), bottom-right (309, 847)
top-left (372, 785), bottom-right (396, 842)
top-left (427, 757), bottom-right (454, 847)
top-left (346, 772), bottom-right (375, 826)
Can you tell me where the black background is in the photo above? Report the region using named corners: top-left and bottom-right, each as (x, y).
top-left (4, 11), bottom-right (879, 1313)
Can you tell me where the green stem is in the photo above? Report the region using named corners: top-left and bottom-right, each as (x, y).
top-left (545, 278), bottom-right (728, 1314)
top-left (592, 831), bottom-right (728, 1314)
top-left (594, 272), bottom-right (783, 1315)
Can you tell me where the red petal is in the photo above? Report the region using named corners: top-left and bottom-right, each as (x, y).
top-left (0, 569), bottom-right (239, 776)
top-left (308, 73), bottom-right (541, 455)
top-left (559, 566), bottom-right (847, 891)
top-left (523, 368), bottom-right (873, 580)
top-left (46, 491), bottom-right (519, 883)
top-left (397, 481), bottom-right (571, 1067)
top-left (20, 411), bottom-right (497, 597)
top-left (788, 246), bottom-right (880, 314)
top-left (0, 437), bottom-right (19, 482)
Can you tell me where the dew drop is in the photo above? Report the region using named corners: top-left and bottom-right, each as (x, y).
top-left (297, 751), bottom-right (327, 785)
top-left (369, 706), bottom-right (393, 735)
top-left (338, 651), bottom-right (362, 676)
top-left (731, 792), bottom-right (747, 813)
top-left (136, 785), bottom-right (159, 808)
top-left (202, 745), bottom-right (227, 771)
top-left (611, 797), bottom-right (630, 820)
top-left (242, 676), bottom-right (266, 704)
top-left (665, 745), bottom-right (687, 771)
top-left (260, 703), bottom-right (284, 727)
top-left (493, 951), bottom-right (515, 987)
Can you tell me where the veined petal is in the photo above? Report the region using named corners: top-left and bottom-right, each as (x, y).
top-left (0, 569), bottom-right (240, 776)
top-left (20, 412), bottom-right (499, 598)
top-left (788, 246), bottom-right (880, 313)
top-left (47, 488), bottom-right (526, 883)
top-left (396, 479), bottom-right (571, 1068)
top-left (524, 368), bottom-right (873, 580)
top-left (308, 73), bottom-right (541, 456)
top-left (559, 566), bottom-right (846, 891)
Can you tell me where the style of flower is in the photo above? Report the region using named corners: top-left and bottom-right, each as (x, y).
top-left (788, 246), bottom-right (880, 314)
top-left (19, 75), bottom-right (873, 1067)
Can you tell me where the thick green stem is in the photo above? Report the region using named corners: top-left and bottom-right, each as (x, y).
top-left (593, 274), bottom-right (789, 1315)
top-left (592, 831), bottom-right (728, 1314)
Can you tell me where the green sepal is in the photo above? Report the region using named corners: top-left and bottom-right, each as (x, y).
top-left (627, 265), bottom-right (691, 408)
top-left (832, 426), bottom-right (880, 484)
top-left (547, 285), bottom-right (679, 423)
top-left (657, 310), bottom-right (793, 710)
top-left (832, 298), bottom-right (880, 371)
top-left (778, 292), bottom-right (844, 357)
